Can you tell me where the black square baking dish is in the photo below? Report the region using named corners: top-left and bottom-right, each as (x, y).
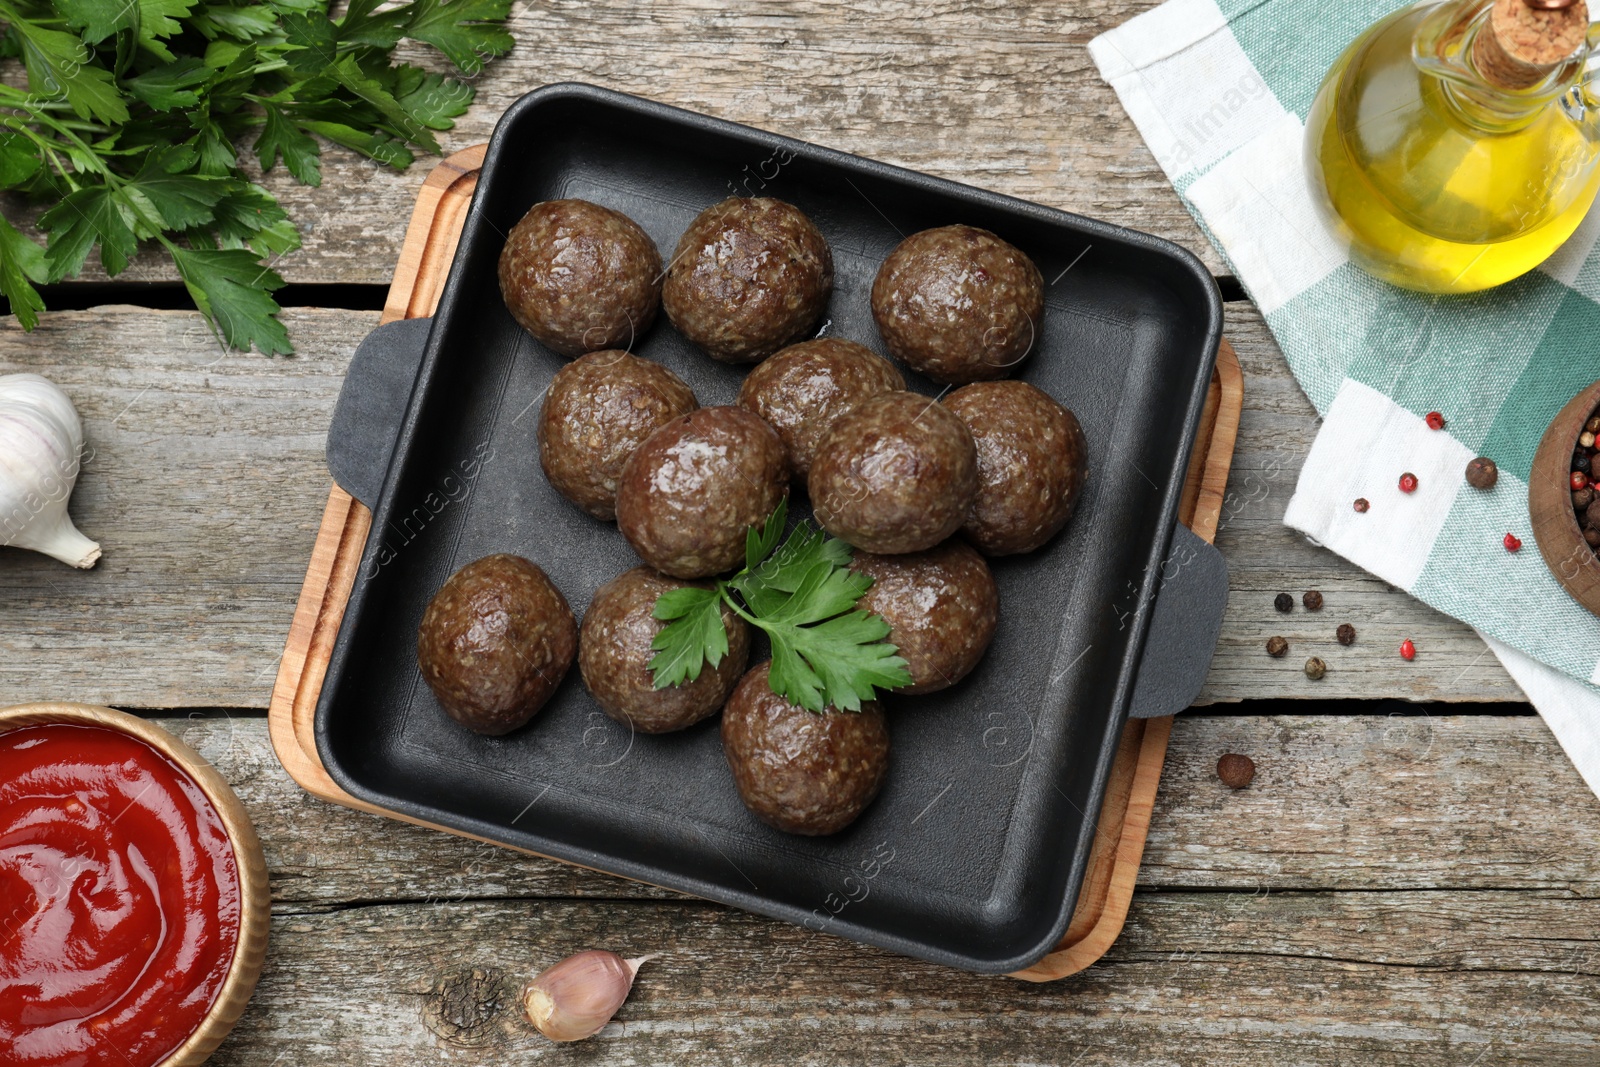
top-left (315, 83), bottom-right (1224, 974)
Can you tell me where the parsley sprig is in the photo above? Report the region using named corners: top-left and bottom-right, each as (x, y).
top-left (0, 0), bottom-right (514, 352)
top-left (648, 500), bottom-right (913, 713)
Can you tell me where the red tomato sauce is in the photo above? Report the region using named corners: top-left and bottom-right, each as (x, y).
top-left (0, 724), bottom-right (241, 1067)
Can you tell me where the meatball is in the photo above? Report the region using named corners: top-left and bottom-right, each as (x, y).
top-left (417, 554), bottom-right (577, 735)
top-left (852, 540), bottom-right (998, 694)
top-left (663, 197), bottom-right (833, 363)
top-left (498, 199), bottom-right (662, 358)
top-left (870, 225), bottom-right (1044, 384)
top-left (944, 380), bottom-right (1088, 555)
top-left (579, 567), bottom-right (750, 733)
top-left (615, 406), bottom-right (789, 578)
top-left (808, 391), bottom-right (978, 554)
top-left (736, 338), bottom-right (905, 480)
top-left (538, 350), bottom-right (698, 520)
top-left (721, 663), bottom-right (890, 835)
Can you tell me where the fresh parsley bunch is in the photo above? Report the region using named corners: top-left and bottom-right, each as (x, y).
top-left (0, 0), bottom-right (514, 353)
top-left (649, 500), bottom-right (914, 713)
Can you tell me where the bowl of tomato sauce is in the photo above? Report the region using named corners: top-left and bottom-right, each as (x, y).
top-left (0, 702), bottom-right (271, 1067)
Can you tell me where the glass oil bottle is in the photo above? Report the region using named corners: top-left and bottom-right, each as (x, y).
top-left (1306, 0), bottom-right (1600, 293)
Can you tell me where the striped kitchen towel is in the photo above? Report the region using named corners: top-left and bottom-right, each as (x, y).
top-left (1090, 0), bottom-right (1600, 796)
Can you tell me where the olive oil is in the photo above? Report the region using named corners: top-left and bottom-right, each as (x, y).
top-left (1306, 0), bottom-right (1600, 293)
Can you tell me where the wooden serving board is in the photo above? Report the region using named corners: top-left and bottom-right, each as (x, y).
top-left (268, 144), bottom-right (1245, 982)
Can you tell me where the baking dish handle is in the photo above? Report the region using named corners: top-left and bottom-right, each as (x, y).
top-left (326, 316), bottom-right (434, 509)
top-left (1128, 524), bottom-right (1228, 718)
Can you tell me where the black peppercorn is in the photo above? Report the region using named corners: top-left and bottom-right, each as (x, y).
top-left (1274, 593), bottom-right (1293, 613)
top-left (1577, 451), bottom-right (1592, 473)
top-left (1465, 456), bottom-right (1498, 490)
top-left (1587, 528), bottom-right (1600, 547)
top-left (1576, 488), bottom-right (1594, 510)
top-left (1337, 623), bottom-right (1356, 645)
top-left (1217, 753), bottom-right (1255, 789)
top-left (1590, 454), bottom-right (1600, 480)
top-left (1304, 656), bottom-right (1327, 680)
top-left (1302, 590), bottom-right (1324, 611)
top-left (1353, 497), bottom-right (1369, 513)
top-left (1266, 635), bottom-right (1288, 657)
top-left (1587, 501), bottom-right (1600, 529)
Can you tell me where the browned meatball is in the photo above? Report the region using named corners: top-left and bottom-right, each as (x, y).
top-left (417, 554), bottom-right (577, 735)
top-left (871, 225), bottom-right (1044, 384)
top-left (579, 567), bottom-right (750, 733)
top-left (498, 199), bottom-right (662, 357)
top-left (538, 350), bottom-right (698, 520)
top-left (852, 541), bottom-right (998, 694)
top-left (721, 663), bottom-right (890, 835)
top-left (615, 406), bottom-right (789, 578)
top-left (663, 198), bottom-right (833, 364)
top-left (736, 338), bottom-right (905, 481)
top-left (944, 381), bottom-right (1088, 556)
top-left (808, 391), bottom-right (978, 554)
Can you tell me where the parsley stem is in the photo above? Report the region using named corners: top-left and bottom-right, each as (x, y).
top-left (716, 584), bottom-right (767, 632)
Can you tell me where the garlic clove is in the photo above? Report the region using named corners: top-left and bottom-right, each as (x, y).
top-left (521, 949), bottom-right (654, 1042)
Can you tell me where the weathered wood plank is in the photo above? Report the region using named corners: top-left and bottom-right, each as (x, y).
top-left (0, 308), bottom-right (377, 707)
top-left (208, 890), bottom-right (1600, 1067)
top-left (3, 0), bottom-right (1219, 288)
top-left (174, 712), bottom-right (1600, 908)
top-left (0, 305), bottom-right (1527, 705)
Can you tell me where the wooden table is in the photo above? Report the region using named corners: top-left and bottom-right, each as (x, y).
top-left (4, 3), bottom-right (1598, 1063)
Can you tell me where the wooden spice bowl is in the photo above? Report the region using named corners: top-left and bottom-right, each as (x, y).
top-left (1530, 378), bottom-right (1600, 617)
top-left (0, 702), bottom-right (271, 1067)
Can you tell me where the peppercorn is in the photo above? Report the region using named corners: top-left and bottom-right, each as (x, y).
top-left (1504, 532), bottom-right (1522, 552)
top-left (1589, 416), bottom-right (1600, 435)
top-left (1577, 451), bottom-right (1592, 472)
top-left (1587, 501), bottom-right (1600, 529)
top-left (1336, 623), bottom-right (1356, 645)
top-left (1574, 471), bottom-right (1590, 492)
top-left (1584, 432), bottom-right (1597, 449)
top-left (1400, 638), bottom-right (1416, 660)
top-left (1425, 411), bottom-right (1446, 431)
top-left (1274, 593), bottom-right (1293, 613)
top-left (1266, 635), bottom-right (1288, 658)
top-left (1465, 456), bottom-right (1498, 490)
top-left (1586, 527), bottom-right (1600, 547)
top-left (1591, 453), bottom-right (1600, 480)
top-left (1353, 497), bottom-right (1369, 513)
top-left (1576, 488), bottom-right (1594, 510)
top-left (1302, 590), bottom-right (1323, 611)
top-left (1217, 753), bottom-right (1255, 790)
top-left (1399, 472), bottom-right (1419, 493)
top-left (1304, 657), bottom-right (1327, 680)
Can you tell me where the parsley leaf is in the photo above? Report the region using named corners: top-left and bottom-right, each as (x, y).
top-left (649, 505), bottom-right (912, 712)
top-left (255, 104), bottom-right (323, 186)
top-left (403, 0), bottom-right (513, 75)
top-left (170, 246), bottom-right (291, 355)
top-left (648, 586), bottom-right (729, 689)
top-left (0, 215), bottom-right (48, 331)
top-left (40, 186), bottom-right (139, 279)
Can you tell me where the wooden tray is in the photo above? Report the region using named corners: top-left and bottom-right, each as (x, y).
top-left (268, 144), bottom-right (1245, 981)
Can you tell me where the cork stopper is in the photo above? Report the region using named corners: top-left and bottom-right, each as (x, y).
top-left (1472, 0), bottom-right (1588, 89)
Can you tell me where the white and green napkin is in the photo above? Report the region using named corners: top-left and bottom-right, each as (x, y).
top-left (1090, 0), bottom-right (1600, 796)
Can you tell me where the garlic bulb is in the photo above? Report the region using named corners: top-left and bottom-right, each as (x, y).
top-left (0, 373), bottom-right (101, 568)
top-left (522, 949), bottom-right (654, 1042)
